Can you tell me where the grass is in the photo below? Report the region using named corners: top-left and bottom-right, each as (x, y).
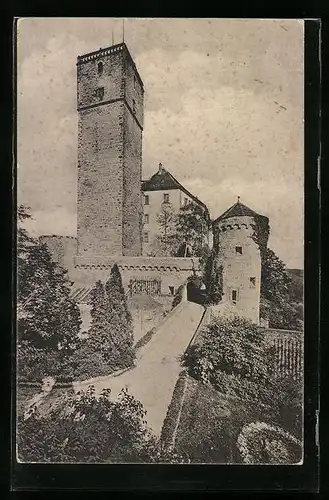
top-left (174, 376), bottom-right (281, 464)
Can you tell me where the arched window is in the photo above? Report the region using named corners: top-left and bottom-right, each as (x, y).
top-left (97, 61), bottom-right (104, 76)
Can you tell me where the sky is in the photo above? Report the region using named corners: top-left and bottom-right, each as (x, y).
top-left (17, 18), bottom-right (304, 268)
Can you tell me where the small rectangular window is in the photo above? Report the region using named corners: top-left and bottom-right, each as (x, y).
top-left (169, 286), bottom-right (175, 295)
top-left (164, 193), bottom-right (169, 203)
top-left (232, 290), bottom-right (238, 303)
top-left (235, 246), bottom-right (242, 255)
top-left (144, 214), bottom-right (149, 224)
top-left (134, 74), bottom-right (136, 88)
top-left (144, 195), bottom-right (149, 205)
top-left (183, 197), bottom-right (188, 206)
top-left (96, 87), bottom-right (104, 101)
top-left (143, 232), bottom-right (149, 243)
top-left (250, 277), bottom-right (256, 288)
top-left (132, 99), bottom-right (136, 114)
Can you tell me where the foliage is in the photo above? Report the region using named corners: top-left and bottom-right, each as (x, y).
top-left (150, 202), bottom-right (179, 256)
top-left (17, 385), bottom-right (155, 463)
top-left (17, 342), bottom-right (76, 383)
top-left (134, 326), bottom-right (157, 351)
top-left (87, 265), bottom-right (135, 370)
top-left (171, 284), bottom-right (185, 309)
top-left (237, 421), bottom-right (302, 464)
top-left (70, 342), bottom-right (115, 381)
top-left (251, 214), bottom-right (270, 256)
top-left (17, 205), bottom-right (82, 382)
top-left (182, 316), bottom-right (269, 384)
top-left (175, 201), bottom-right (210, 256)
top-left (202, 250), bottom-right (223, 305)
top-left (260, 248), bottom-right (303, 330)
top-left (161, 371), bottom-right (188, 448)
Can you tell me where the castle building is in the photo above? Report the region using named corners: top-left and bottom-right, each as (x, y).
top-left (76, 43), bottom-right (144, 262)
top-left (212, 199), bottom-right (268, 325)
top-left (39, 41), bottom-right (266, 324)
top-left (141, 163), bottom-right (209, 256)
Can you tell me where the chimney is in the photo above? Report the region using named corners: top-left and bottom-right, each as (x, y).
top-left (158, 162), bottom-right (164, 173)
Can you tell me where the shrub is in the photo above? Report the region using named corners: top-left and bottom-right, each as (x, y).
top-left (134, 327), bottom-right (157, 351)
top-left (237, 422), bottom-right (302, 464)
top-left (17, 385), bottom-right (153, 463)
top-left (160, 371), bottom-right (188, 448)
top-left (182, 316), bottom-right (269, 383)
top-left (171, 284), bottom-right (184, 309)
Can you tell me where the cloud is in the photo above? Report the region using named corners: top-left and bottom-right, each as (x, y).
top-left (17, 19), bottom-right (304, 268)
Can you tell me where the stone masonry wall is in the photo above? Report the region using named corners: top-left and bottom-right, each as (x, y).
top-left (214, 215), bottom-right (261, 325)
top-left (77, 102), bottom-right (124, 257)
top-left (71, 256), bottom-right (200, 297)
top-left (77, 44), bottom-right (144, 260)
top-left (122, 105), bottom-right (143, 256)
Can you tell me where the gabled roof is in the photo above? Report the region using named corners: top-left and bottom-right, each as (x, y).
top-left (142, 165), bottom-right (208, 213)
top-left (213, 200), bottom-right (267, 224)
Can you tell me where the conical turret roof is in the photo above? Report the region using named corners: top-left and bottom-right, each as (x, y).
top-left (213, 199), bottom-right (267, 224)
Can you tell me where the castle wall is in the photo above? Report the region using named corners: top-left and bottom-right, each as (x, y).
top-left (72, 256), bottom-right (200, 297)
top-left (214, 215), bottom-right (261, 324)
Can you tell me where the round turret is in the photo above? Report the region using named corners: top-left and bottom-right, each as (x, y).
top-left (212, 198), bottom-right (268, 325)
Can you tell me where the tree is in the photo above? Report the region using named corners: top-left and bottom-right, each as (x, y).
top-left (87, 265), bottom-right (135, 369)
top-left (260, 248), bottom-right (303, 330)
top-left (17, 206), bottom-right (81, 382)
top-left (202, 250), bottom-right (223, 305)
top-left (151, 202), bottom-right (179, 256)
top-left (175, 202), bottom-right (210, 257)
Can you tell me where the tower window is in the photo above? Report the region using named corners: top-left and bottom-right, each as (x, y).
top-left (169, 286), bottom-right (175, 295)
top-left (235, 246), bottom-right (243, 255)
top-left (231, 290), bottom-right (238, 303)
top-left (143, 231), bottom-right (149, 243)
top-left (132, 99), bottom-right (136, 114)
top-left (164, 193), bottom-right (169, 203)
top-left (144, 195), bottom-right (149, 205)
top-left (97, 61), bottom-right (104, 76)
top-left (144, 214), bottom-right (149, 224)
top-left (96, 87), bottom-right (104, 101)
top-left (250, 277), bottom-right (256, 288)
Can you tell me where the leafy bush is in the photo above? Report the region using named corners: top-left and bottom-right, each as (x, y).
top-left (237, 422), bottom-right (302, 464)
top-left (182, 316), bottom-right (269, 383)
top-left (70, 342), bottom-right (115, 381)
top-left (17, 342), bottom-right (75, 383)
top-left (134, 327), bottom-right (157, 351)
top-left (17, 385), bottom-right (154, 463)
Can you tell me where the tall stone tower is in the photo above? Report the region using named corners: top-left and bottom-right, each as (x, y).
top-left (212, 199), bottom-right (268, 325)
top-left (76, 43), bottom-right (144, 263)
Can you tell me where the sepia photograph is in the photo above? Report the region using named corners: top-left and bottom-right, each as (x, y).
top-left (16, 18), bottom-right (304, 465)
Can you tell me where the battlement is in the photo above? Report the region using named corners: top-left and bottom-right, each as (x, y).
top-left (213, 215), bottom-right (255, 233)
top-left (74, 256), bottom-right (200, 273)
top-left (77, 42), bottom-right (144, 89)
top-left (40, 235), bottom-right (77, 240)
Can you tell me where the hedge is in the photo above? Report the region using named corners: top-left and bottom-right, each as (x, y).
top-left (160, 370), bottom-right (188, 449)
